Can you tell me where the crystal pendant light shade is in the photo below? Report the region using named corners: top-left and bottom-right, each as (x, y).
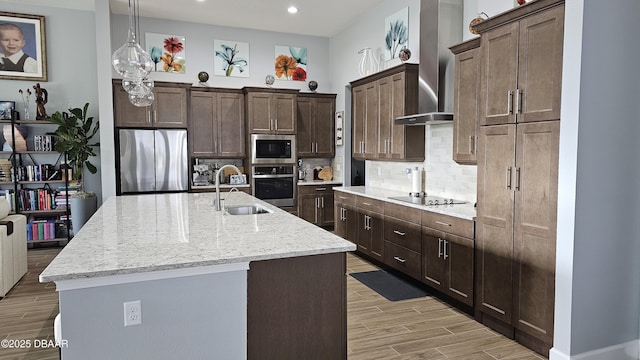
top-left (112, 0), bottom-right (155, 107)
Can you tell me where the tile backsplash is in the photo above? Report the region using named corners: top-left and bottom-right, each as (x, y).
top-left (366, 124), bottom-right (477, 203)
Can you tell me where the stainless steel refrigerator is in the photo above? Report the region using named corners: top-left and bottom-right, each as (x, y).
top-left (118, 129), bottom-right (188, 193)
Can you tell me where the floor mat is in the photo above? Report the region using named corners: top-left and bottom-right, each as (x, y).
top-left (350, 270), bottom-right (429, 301)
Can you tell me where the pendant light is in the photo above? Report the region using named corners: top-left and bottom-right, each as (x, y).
top-left (111, 0), bottom-right (154, 107)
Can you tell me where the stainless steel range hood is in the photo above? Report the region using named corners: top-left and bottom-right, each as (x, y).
top-left (395, 0), bottom-right (462, 126)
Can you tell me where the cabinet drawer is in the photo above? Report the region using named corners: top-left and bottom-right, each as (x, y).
top-left (422, 211), bottom-right (474, 239)
top-left (384, 216), bottom-right (421, 253)
top-left (356, 196), bottom-right (384, 213)
top-left (385, 202), bottom-right (421, 224)
top-left (298, 185), bottom-right (334, 196)
top-left (384, 241), bottom-right (422, 280)
top-left (334, 191), bottom-right (355, 207)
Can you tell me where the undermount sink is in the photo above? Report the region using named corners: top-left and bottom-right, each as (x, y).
top-left (225, 205), bottom-right (272, 215)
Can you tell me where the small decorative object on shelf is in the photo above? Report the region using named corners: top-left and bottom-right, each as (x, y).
top-left (358, 48), bottom-right (379, 77)
top-left (515, 0), bottom-right (527, 6)
top-left (18, 88), bottom-right (31, 120)
top-left (398, 47), bottom-right (411, 62)
top-left (265, 75), bottom-right (275, 86)
top-left (198, 71), bottom-right (209, 83)
top-left (469, 12), bottom-right (489, 34)
top-left (33, 83), bottom-right (48, 120)
top-left (0, 101), bottom-right (15, 120)
top-left (308, 80), bottom-right (318, 92)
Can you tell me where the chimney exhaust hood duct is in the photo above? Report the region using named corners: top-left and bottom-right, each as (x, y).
top-left (395, 0), bottom-right (462, 126)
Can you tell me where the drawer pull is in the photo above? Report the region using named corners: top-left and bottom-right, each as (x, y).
top-left (443, 240), bottom-right (449, 260)
top-left (339, 196), bottom-right (348, 200)
top-left (315, 188), bottom-right (327, 191)
top-left (393, 256), bottom-right (406, 263)
top-left (393, 230), bottom-right (406, 236)
top-left (362, 202), bottom-right (372, 206)
top-left (435, 221), bottom-right (451, 227)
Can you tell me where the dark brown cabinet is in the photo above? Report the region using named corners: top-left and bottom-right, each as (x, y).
top-left (113, 80), bottom-right (188, 128)
top-left (450, 38), bottom-right (481, 165)
top-left (334, 192), bottom-right (356, 244)
top-left (477, 3), bottom-right (564, 126)
top-left (297, 93), bottom-right (336, 158)
top-left (350, 64), bottom-right (422, 161)
top-left (297, 185), bottom-right (336, 227)
top-left (244, 88), bottom-right (298, 134)
top-left (354, 197), bottom-right (384, 261)
top-left (189, 89), bottom-right (245, 158)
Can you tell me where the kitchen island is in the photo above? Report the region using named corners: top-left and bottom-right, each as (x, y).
top-left (40, 192), bottom-right (355, 360)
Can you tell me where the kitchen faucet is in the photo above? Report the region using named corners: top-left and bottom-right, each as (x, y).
top-left (215, 164), bottom-right (243, 211)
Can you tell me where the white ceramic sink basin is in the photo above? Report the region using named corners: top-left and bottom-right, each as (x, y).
top-left (225, 205), bottom-right (272, 215)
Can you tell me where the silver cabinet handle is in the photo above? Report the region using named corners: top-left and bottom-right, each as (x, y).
top-left (342, 208), bottom-right (347, 221)
top-left (469, 136), bottom-right (473, 154)
top-left (475, 136), bottom-right (478, 154)
top-left (315, 188), bottom-right (327, 191)
top-left (443, 240), bottom-right (449, 260)
top-left (515, 89), bottom-right (522, 114)
top-left (506, 166), bottom-right (512, 190)
top-left (363, 215), bottom-right (368, 230)
top-left (153, 110), bottom-right (157, 123)
top-left (362, 202), bottom-right (372, 206)
top-left (435, 221), bottom-right (451, 227)
top-left (321, 196), bottom-right (324, 208)
top-left (274, 118), bottom-right (278, 131)
top-left (147, 110), bottom-right (152, 124)
top-left (339, 196), bottom-right (348, 200)
top-left (507, 90), bottom-right (514, 114)
top-left (393, 230), bottom-right (406, 236)
top-left (393, 256), bottom-right (406, 263)
top-left (316, 197), bottom-right (319, 208)
top-left (438, 238), bottom-right (443, 258)
top-left (515, 167), bottom-right (521, 191)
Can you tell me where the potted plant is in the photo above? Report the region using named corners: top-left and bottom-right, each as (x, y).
top-left (50, 103), bottom-right (100, 235)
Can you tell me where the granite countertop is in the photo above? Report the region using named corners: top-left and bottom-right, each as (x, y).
top-left (40, 192), bottom-right (355, 283)
top-left (334, 186), bottom-right (477, 220)
top-left (297, 180), bottom-right (343, 186)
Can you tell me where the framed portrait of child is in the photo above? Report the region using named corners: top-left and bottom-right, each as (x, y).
top-left (0, 12), bottom-right (47, 81)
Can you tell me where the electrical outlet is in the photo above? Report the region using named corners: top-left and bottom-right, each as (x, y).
top-left (124, 300), bottom-right (142, 327)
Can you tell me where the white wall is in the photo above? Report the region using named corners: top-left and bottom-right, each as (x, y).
top-left (552, 0), bottom-right (640, 358)
top-left (0, 3), bottom-right (101, 201)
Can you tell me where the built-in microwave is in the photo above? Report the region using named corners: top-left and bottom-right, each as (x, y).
top-left (250, 134), bottom-right (296, 164)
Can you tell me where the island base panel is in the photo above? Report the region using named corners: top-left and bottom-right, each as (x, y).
top-left (248, 252), bottom-right (347, 360)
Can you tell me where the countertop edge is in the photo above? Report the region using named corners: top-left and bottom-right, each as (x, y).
top-left (334, 186), bottom-right (476, 221)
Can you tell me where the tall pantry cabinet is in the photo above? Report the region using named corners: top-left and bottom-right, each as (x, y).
top-left (473, 0), bottom-right (564, 355)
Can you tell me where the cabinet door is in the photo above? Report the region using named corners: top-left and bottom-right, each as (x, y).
top-left (453, 47), bottom-right (480, 164)
top-left (345, 206), bottom-right (358, 245)
top-left (363, 82), bottom-right (378, 159)
top-left (356, 211), bottom-right (371, 254)
top-left (334, 204), bottom-right (347, 239)
top-left (377, 77), bottom-right (392, 158)
top-left (190, 92), bottom-right (216, 157)
top-left (313, 97), bottom-right (335, 158)
top-left (512, 121), bottom-right (559, 343)
top-left (153, 87), bottom-right (188, 128)
top-left (320, 193), bottom-right (335, 227)
top-left (298, 194), bottom-right (318, 225)
top-left (422, 227), bottom-right (446, 293)
top-left (217, 93), bottom-right (245, 157)
top-left (247, 93), bottom-right (273, 133)
top-left (113, 85), bottom-right (149, 127)
top-left (388, 72), bottom-right (407, 159)
top-left (352, 85), bottom-right (366, 159)
top-left (445, 233), bottom-right (474, 306)
top-left (296, 97), bottom-right (314, 157)
top-left (273, 93), bottom-right (296, 134)
top-left (479, 22), bottom-right (519, 126)
top-left (476, 124), bottom-right (515, 324)
top-left (517, 5), bottom-right (564, 123)
top-left (368, 211), bottom-right (384, 261)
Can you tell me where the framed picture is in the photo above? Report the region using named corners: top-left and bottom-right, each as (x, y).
top-left (384, 7), bottom-right (409, 61)
top-left (0, 101), bottom-right (15, 120)
top-left (0, 12), bottom-right (47, 81)
top-left (145, 32), bottom-right (186, 73)
top-left (274, 45), bottom-right (307, 81)
top-left (214, 40), bottom-right (249, 77)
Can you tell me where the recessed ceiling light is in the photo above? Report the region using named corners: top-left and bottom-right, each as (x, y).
top-left (288, 6), bottom-right (298, 14)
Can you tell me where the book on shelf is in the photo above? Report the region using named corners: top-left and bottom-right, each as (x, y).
top-left (0, 189), bottom-right (14, 212)
top-left (26, 219), bottom-right (57, 241)
top-left (33, 134), bottom-right (55, 152)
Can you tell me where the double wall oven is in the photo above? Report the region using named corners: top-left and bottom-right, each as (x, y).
top-left (250, 134), bottom-right (297, 207)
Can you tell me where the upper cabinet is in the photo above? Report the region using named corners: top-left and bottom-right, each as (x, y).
top-left (476, 2), bottom-right (564, 126)
top-left (350, 63), bottom-right (422, 161)
top-left (244, 87), bottom-right (298, 134)
top-left (297, 93), bottom-right (336, 158)
top-left (189, 88), bottom-right (245, 158)
top-left (450, 38), bottom-right (481, 165)
top-left (113, 80), bottom-right (189, 128)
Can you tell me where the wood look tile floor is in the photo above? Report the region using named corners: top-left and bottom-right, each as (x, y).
top-left (0, 248), bottom-right (547, 360)
top-left (345, 253), bottom-right (547, 360)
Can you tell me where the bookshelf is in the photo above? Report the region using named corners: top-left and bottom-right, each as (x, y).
top-left (0, 119), bottom-right (72, 246)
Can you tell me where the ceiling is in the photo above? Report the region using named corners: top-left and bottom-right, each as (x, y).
top-left (108, 0), bottom-right (387, 38)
